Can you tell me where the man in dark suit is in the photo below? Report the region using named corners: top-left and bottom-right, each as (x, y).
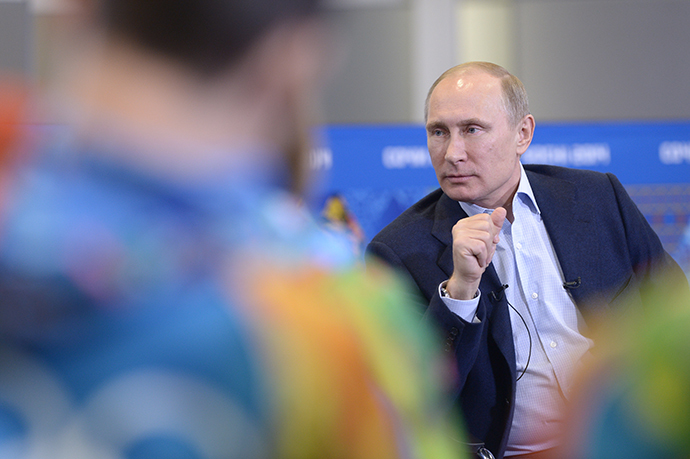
top-left (366, 62), bottom-right (686, 459)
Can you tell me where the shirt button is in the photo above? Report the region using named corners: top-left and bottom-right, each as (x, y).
top-left (516, 242), bottom-right (522, 250)
top-left (550, 341), bottom-right (557, 348)
top-left (531, 292), bottom-right (538, 299)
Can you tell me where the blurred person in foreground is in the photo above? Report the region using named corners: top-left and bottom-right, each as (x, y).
top-left (366, 61), bottom-right (688, 459)
top-left (0, 1), bottom-right (464, 458)
top-left (555, 278), bottom-right (690, 459)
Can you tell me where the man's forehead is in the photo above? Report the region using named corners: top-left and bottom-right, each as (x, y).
top-left (429, 73), bottom-right (501, 112)
top-left (436, 70), bottom-right (500, 96)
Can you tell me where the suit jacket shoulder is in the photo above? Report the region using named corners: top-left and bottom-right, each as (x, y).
top-left (524, 164), bottom-right (682, 311)
top-left (367, 187), bottom-right (464, 302)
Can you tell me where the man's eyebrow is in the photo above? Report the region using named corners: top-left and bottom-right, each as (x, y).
top-left (425, 121), bottom-right (446, 131)
top-left (426, 118), bottom-right (486, 130)
top-left (461, 117), bottom-right (485, 126)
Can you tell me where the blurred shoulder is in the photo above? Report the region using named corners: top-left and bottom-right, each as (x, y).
top-left (370, 187), bottom-right (445, 243)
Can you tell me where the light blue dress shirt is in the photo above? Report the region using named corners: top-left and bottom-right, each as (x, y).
top-left (440, 164), bottom-right (594, 455)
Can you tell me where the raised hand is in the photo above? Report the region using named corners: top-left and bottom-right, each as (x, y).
top-left (445, 207), bottom-right (506, 300)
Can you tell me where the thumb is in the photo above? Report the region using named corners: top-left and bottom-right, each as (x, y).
top-left (490, 207), bottom-right (507, 242)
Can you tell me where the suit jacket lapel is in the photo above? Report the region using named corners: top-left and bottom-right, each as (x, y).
top-left (526, 169), bottom-right (598, 309)
top-left (432, 193), bottom-right (465, 278)
top-left (431, 191), bottom-right (517, 379)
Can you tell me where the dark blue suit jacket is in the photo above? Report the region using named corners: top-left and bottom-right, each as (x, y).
top-left (367, 164), bottom-right (683, 458)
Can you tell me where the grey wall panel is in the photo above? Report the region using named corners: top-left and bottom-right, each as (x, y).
top-left (516, 0), bottom-right (690, 121)
top-left (0, 2), bottom-right (32, 75)
top-left (322, 6), bottom-right (412, 124)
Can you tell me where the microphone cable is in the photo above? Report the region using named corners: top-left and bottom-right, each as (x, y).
top-left (506, 298), bottom-right (532, 381)
top-left (492, 284), bottom-right (532, 382)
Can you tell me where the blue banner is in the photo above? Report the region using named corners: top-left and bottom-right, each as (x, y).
top-left (311, 121), bottom-right (690, 276)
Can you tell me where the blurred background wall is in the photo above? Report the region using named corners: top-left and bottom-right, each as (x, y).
top-left (323, 0), bottom-right (690, 124)
top-left (3, 0), bottom-right (690, 124)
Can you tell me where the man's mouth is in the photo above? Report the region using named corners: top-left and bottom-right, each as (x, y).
top-left (445, 174), bottom-right (473, 183)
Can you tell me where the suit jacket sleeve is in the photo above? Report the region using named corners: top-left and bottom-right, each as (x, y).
top-left (366, 236), bottom-right (494, 390)
top-left (605, 172), bottom-right (687, 301)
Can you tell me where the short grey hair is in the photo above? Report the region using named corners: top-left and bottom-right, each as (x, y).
top-left (424, 61), bottom-right (530, 127)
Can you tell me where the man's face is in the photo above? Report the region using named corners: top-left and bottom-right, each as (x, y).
top-left (426, 71), bottom-right (528, 209)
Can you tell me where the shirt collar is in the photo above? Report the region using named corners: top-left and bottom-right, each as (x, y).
top-left (458, 163), bottom-right (541, 216)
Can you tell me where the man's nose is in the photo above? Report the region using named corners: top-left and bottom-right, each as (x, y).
top-left (445, 134), bottom-right (466, 162)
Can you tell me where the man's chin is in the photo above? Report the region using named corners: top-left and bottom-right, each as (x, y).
top-left (440, 185), bottom-right (474, 203)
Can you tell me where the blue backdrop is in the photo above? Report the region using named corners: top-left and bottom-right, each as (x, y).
top-left (310, 121), bottom-right (690, 277)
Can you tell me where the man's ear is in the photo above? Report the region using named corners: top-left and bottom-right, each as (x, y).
top-left (516, 114), bottom-right (535, 156)
top-left (249, 19), bottom-right (339, 104)
top-left (237, 19), bottom-right (339, 195)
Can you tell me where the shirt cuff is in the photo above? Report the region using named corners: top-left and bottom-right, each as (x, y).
top-left (439, 280), bottom-right (481, 323)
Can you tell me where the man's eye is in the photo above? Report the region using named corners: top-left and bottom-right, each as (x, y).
top-left (467, 127), bottom-right (478, 134)
top-left (432, 129), bottom-right (445, 137)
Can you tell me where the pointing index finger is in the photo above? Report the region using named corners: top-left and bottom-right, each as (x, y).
top-left (490, 207), bottom-right (507, 242)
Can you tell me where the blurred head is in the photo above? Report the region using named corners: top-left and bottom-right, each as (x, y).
top-left (61, 0), bottom-right (334, 194)
top-left (425, 62), bottom-right (535, 209)
top-left (95, 0), bottom-right (323, 77)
